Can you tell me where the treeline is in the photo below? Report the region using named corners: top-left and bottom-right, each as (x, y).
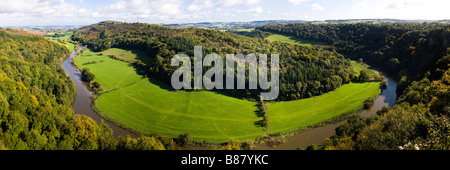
top-left (228, 29), bottom-right (272, 39)
top-left (0, 28), bottom-right (173, 150)
top-left (259, 23), bottom-right (450, 150)
top-left (72, 21), bottom-right (357, 101)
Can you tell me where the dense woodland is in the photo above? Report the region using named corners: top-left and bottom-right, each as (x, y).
top-left (0, 28), bottom-right (176, 150)
top-left (72, 21), bottom-right (359, 101)
top-left (228, 29), bottom-right (272, 39)
top-left (257, 23), bottom-right (447, 84)
top-left (258, 23), bottom-right (450, 150)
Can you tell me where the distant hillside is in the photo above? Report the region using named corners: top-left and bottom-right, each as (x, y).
top-left (163, 19), bottom-right (450, 31)
top-left (163, 20), bottom-right (308, 30)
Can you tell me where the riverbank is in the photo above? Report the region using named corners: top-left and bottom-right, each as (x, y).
top-left (61, 45), bottom-right (138, 138)
top-left (61, 44), bottom-right (397, 149)
top-left (254, 73), bottom-right (397, 150)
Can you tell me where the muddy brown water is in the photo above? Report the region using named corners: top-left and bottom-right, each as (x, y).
top-left (62, 45), bottom-right (138, 138)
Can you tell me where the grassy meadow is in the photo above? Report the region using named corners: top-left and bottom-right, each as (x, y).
top-left (235, 28), bottom-right (255, 32)
top-left (76, 47), bottom-right (381, 142)
top-left (350, 60), bottom-right (381, 80)
top-left (266, 82), bottom-right (380, 134)
top-left (66, 42), bottom-right (76, 52)
top-left (75, 48), bottom-right (143, 91)
top-left (265, 33), bottom-right (327, 46)
top-left (45, 33), bottom-right (76, 52)
top-left (100, 48), bottom-right (153, 65)
top-left (95, 78), bottom-right (263, 142)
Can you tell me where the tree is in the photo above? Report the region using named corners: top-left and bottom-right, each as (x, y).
top-left (117, 136), bottom-right (165, 150)
top-left (306, 144), bottom-right (320, 150)
top-left (177, 133), bottom-right (192, 146)
top-left (0, 92), bottom-right (8, 114)
top-left (324, 136), bottom-right (355, 150)
top-left (218, 139), bottom-right (241, 150)
top-left (136, 136), bottom-right (165, 150)
top-left (359, 70), bottom-right (370, 82)
top-left (81, 68), bottom-right (95, 82)
top-left (358, 58), bottom-right (364, 63)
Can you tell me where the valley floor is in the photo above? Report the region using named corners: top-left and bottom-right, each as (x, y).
top-left (75, 47), bottom-right (381, 142)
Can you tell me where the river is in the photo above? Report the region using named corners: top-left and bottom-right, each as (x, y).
top-left (62, 45), bottom-right (138, 138)
top-left (61, 46), bottom-right (397, 148)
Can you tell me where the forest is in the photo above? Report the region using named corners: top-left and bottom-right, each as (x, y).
top-left (0, 28), bottom-right (175, 150)
top-left (257, 23), bottom-right (447, 82)
top-left (72, 21), bottom-right (361, 101)
top-left (257, 23), bottom-right (450, 149)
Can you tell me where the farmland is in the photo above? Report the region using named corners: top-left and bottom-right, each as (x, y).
top-left (266, 81), bottom-right (380, 134)
top-left (74, 48), bottom-right (144, 91)
top-left (265, 33), bottom-right (327, 46)
top-left (76, 47), bottom-right (381, 142)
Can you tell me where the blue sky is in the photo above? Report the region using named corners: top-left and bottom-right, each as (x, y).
top-left (0, 0), bottom-right (449, 26)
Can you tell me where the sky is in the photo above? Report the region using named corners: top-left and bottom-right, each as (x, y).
top-left (0, 0), bottom-right (449, 26)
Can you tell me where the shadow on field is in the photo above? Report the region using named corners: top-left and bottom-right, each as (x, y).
top-left (147, 77), bottom-right (176, 91)
top-left (254, 120), bottom-right (265, 127)
top-left (253, 103), bottom-right (265, 128)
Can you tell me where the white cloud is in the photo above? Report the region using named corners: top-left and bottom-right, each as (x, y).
top-left (311, 3), bottom-right (324, 12)
top-left (229, 7), bottom-right (263, 13)
top-left (101, 0), bottom-right (128, 12)
top-left (247, 7), bottom-right (263, 13)
top-left (2, 0), bottom-right (449, 26)
top-left (386, 3), bottom-right (397, 9)
top-left (92, 11), bottom-right (101, 18)
top-left (187, 0), bottom-right (215, 11)
top-left (288, 0), bottom-right (310, 5)
top-left (77, 8), bottom-right (91, 17)
top-left (152, 0), bottom-right (183, 15)
top-left (284, 12), bottom-right (294, 17)
top-left (352, 2), bottom-right (368, 11)
top-left (92, 0), bottom-right (185, 20)
top-left (217, 0), bottom-right (261, 7)
top-left (386, 0), bottom-right (422, 10)
top-left (378, 0), bottom-right (450, 20)
top-left (185, 0), bottom-right (263, 17)
top-left (243, 0), bottom-right (261, 5)
top-left (0, 0), bottom-right (75, 17)
top-left (218, 0), bottom-right (241, 7)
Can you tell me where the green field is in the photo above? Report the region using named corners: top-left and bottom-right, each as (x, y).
top-left (49, 40), bottom-right (75, 52)
top-left (266, 33), bottom-right (327, 46)
top-left (235, 28), bottom-right (255, 32)
top-left (46, 33), bottom-right (75, 52)
top-left (75, 48), bottom-right (143, 91)
top-left (95, 78), bottom-right (263, 142)
top-left (100, 48), bottom-right (153, 65)
top-left (266, 82), bottom-right (380, 134)
top-left (78, 47), bottom-right (381, 142)
top-left (45, 32), bottom-right (73, 41)
top-left (67, 42), bottom-right (75, 52)
top-left (350, 60), bottom-right (381, 80)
